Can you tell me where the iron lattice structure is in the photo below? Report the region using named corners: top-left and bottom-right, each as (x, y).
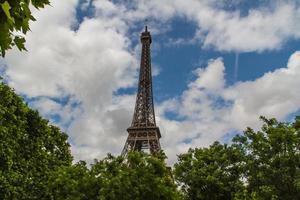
top-left (122, 27), bottom-right (161, 156)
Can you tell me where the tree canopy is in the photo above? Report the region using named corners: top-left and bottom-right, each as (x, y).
top-left (174, 116), bottom-right (300, 200)
top-left (0, 82), bottom-right (72, 199)
top-left (0, 0), bottom-right (50, 56)
top-left (174, 142), bottom-right (244, 200)
top-left (47, 152), bottom-right (182, 200)
top-left (232, 116), bottom-right (300, 199)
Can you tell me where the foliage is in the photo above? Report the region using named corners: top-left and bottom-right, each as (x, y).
top-left (232, 116), bottom-right (300, 199)
top-left (174, 142), bottom-right (245, 200)
top-left (0, 0), bottom-right (50, 56)
top-left (47, 161), bottom-right (99, 200)
top-left (0, 82), bottom-right (72, 199)
top-left (174, 116), bottom-right (300, 200)
top-left (47, 151), bottom-right (182, 200)
top-left (93, 151), bottom-right (182, 200)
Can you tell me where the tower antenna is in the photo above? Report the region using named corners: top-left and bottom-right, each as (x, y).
top-left (145, 19), bottom-right (148, 32)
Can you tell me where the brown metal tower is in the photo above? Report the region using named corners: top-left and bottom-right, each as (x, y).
top-left (122, 26), bottom-right (161, 156)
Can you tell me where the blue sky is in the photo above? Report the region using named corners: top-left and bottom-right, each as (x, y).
top-left (150, 16), bottom-right (300, 99)
top-left (2, 0), bottom-right (300, 164)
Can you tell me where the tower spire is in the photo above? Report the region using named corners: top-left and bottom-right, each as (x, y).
top-left (145, 18), bottom-right (148, 32)
top-left (122, 27), bottom-right (161, 156)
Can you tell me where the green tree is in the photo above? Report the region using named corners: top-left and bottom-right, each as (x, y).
top-left (232, 116), bottom-right (300, 199)
top-left (174, 142), bottom-right (245, 200)
top-left (47, 161), bottom-right (100, 200)
top-left (0, 0), bottom-right (50, 56)
top-left (47, 152), bottom-right (182, 200)
top-left (175, 116), bottom-right (300, 200)
top-left (0, 82), bottom-right (72, 199)
top-left (93, 152), bottom-right (183, 200)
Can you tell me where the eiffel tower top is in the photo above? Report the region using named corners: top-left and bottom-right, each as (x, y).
top-left (130, 26), bottom-right (157, 128)
top-left (140, 26), bottom-right (152, 43)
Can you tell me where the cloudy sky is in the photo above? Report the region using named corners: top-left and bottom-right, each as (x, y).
top-left (1, 0), bottom-right (300, 164)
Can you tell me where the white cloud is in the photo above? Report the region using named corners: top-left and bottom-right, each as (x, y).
top-left (223, 51), bottom-right (300, 129)
top-left (122, 0), bottom-right (300, 52)
top-left (159, 51), bottom-right (300, 164)
top-left (195, 2), bottom-right (300, 52)
top-left (4, 0), bottom-right (137, 162)
top-left (93, 0), bottom-right (300, 52)
top-left (190, 58), bottom-right (225, 91)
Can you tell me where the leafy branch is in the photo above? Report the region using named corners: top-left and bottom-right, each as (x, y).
top-left (0, 0), bottom-right (50, 56)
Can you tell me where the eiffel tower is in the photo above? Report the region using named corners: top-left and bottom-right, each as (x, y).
top-left (122, 26), bottom-right (161, 156)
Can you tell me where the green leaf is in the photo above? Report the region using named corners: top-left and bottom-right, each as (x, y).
top-left (0, 24), bottom-right (13, 57)
top-left (1, 1), bottom-right (15, 24)
top-left (14, 36), bottom-right (27, 51)
top-left (21, 18), bottom-right (30, 34)
top-left (31, 0), bottom-right (50, 9)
